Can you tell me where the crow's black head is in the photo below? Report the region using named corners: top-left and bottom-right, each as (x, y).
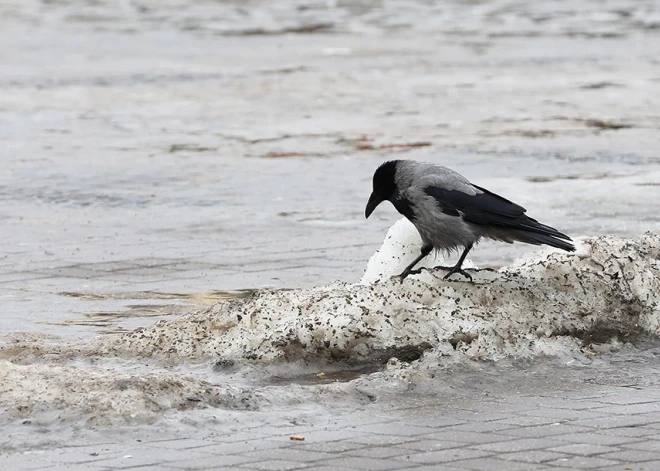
top-left (365, 160), bottom-right (400, 218)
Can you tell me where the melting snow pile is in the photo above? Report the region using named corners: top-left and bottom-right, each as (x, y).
top-left (1, 231), bottom-right (659, 424)
top-left (104, 232), bottom-right (660, 366)
top-left (0, 360), bottom-right (248, 425)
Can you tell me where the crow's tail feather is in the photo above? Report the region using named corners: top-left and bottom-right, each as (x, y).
top-left (514, 229), bottom-right (576, 252)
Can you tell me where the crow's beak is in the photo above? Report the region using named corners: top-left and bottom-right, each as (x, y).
top-left (365, 192), bottom-right (382, 219)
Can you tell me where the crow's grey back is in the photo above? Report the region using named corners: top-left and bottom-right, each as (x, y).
top-left (394, 160), bottom-right (479, 195)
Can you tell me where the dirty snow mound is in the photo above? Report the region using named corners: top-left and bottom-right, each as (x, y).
top-left (103, 233), bottom-right (660, 366)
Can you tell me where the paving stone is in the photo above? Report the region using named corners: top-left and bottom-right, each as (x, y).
top-left (490, 416), bottom-right (563, 428)
top-left (474, 437), bottom-right (568, 453)
top-left (519, 408), bottom-right (607, 421)
top-left (557, 432), bottom-right (643, 446)
top-left (298, 441), bottom-right (367, 453)
top-left (448, 421), bottom-right (516, 433)
top-left (572, 416), bottom-right (660, 430)
top-left (596, 403), bottom-right (660, 415)
top-left (596, 396), bottom-right (660, 406)
top-left (395, 448), bottom-right (492, 464)
top-left (622, 440), bottom-right (660, 453)
top-left (498, 450), bottom-right (569, 464)
top-left (399, 417), bottom-right (467, 428)
top-left (236, 460), bottom-right (313, 471)
top-left (90, 450), bottom-right (184, 469)
top-left (450, 457), bottom-right (548, 471)
top-left (503, 424), bottom-right (595, 438)
top-left (348, 435), bottom-right (417, 447)
top-left (405, 467), bottom-right (470, 471)
top-left (191, 440), bottom-right (287, 455)
top-left (392, 440), bottom-right (466, 453)
top-left (596, 427), bottom-right (660, 438)
top-left (288, 430), bottom-right (367, 443)
top-left (239, 448), bottom-right (335, 463)
top-left (597, 464), bottom-right (660, 471)
top-left (353, 424), bottom-right (436, 436)
top-left (425, 431), bottom-right (516, 445)
top-left (168, 454), bottom-right (262, 469)
top-left (548, 443), bottom-right (619, 456)
top-left (144, 439), bottom-right (213, 450)
top-left (598, 449), bottom-right (660, 463)
top-left (344, 446), bottom-right (412, 459)
top-left (317, 456), bottom-right (416, 470)
top-left (546, 456), bottom-right (623, 469)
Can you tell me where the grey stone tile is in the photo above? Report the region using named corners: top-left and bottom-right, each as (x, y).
top-left (407, 467), bottom-right (477, 471)
top-left (168, 455), bottom-right (261, 469)
top-left (392, 440), bottom-right (466, 453)
top-left (450, 457), bottom-right (547, 471)
top-left (622, 440), bottom-right (660, 453)
top-left (527, 398), bottom-right (610, 411)
top-left (546, 456), bottom-right (623, 469)
top-left (474, 437), bottom-right (568, 453)
top-left (299, 441), bottom-right (367, 453)
top-left (34, 266), bottom-right (107, 279)
top-left (557, 432), bottom-right (643, 446)
top-left (44, 466), bottom-right (141, 471)
top-left (200, 431), bottom-right (276, 444)
top-left (598, 427), bottom-right (659, 438)
top-left (239, 460), bottom-right (311, 471)
top-left (596, 396), bottom-right (660, 406)
top-left (110, 467), bottom-right (180, 471)
top-left (519, 407), bottom-right (607, 421)
top-left (144, 439), bottom-right (213, 450)
top-left (399, 417), bottom-right (467, 428)
top-left (239, 448), bottom-right (335, 463)
top-left (396, 448), bottom-right (492, 464)
top-left (353, 423), bottom-right (435, 436)
top-left (349, 435), bottom-right (418, 447)
top-left (315, 456), bottom-right (413, 470)
top-left (191, 440), bottom-right (286, 455)
top-left (571, 415), bottom-right (660, 429)
top-left (0, 272), bottom-right (52, 283)
top-left (599, 449), bottom-right (660, 463)
top-left (425, 431), bottom-right (516, 445)
top-left (597, 464), bottom-right (660, 471)
top-left (547, 443), bottom-right (619, 456)
top-left (448, 421), bottom-right (515, 433)
top-left (503, 424), bottom-right (594, 438)
top-left (288, 430), bottom-right (366, 443)
top-left (498, 450), bottom-right (569, 464)
top-left (490, 416), bottom-right (562, 428)
top-left (596, 403), bottom-right (660, 415)
top-left (345, 447), bottom-right (412, 459)
top-left (90, 451), bottom-right (182, 469)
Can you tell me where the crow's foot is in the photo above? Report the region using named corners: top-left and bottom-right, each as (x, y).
top-left (397, 267), bottom-right (425, 283)
top-left (442, 267), bottom-right (473, 282)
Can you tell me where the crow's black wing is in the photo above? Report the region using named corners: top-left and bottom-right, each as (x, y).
top-left (423, 183), bottom-right (574, 245)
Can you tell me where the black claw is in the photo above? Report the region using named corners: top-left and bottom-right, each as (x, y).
top-left (398, 267), bottom-right (423, 283)
top-left (443, 268), bottom-right (473, 282)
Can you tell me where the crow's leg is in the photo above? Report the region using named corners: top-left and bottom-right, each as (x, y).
top-left (398, 245), bottom-right (433, 282)
top-left (443, 243), bottom-right (474, 281)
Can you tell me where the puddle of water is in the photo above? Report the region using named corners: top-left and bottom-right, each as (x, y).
top-left (265, 364), bottom-right (385, 386)
top-left (46, 290), bottom-right (256, 334)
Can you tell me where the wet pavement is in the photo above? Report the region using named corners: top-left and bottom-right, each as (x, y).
top-left (2, 0), bottom-right (660, 469)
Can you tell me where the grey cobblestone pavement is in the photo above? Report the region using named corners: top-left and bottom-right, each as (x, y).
top-left (3, 0), bottom-right (660, 470)
top-left (4, 384), bottom-right (660, 470)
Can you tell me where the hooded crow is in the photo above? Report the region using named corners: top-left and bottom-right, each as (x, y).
top-left (365, 160), bottom-right (575, 281)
